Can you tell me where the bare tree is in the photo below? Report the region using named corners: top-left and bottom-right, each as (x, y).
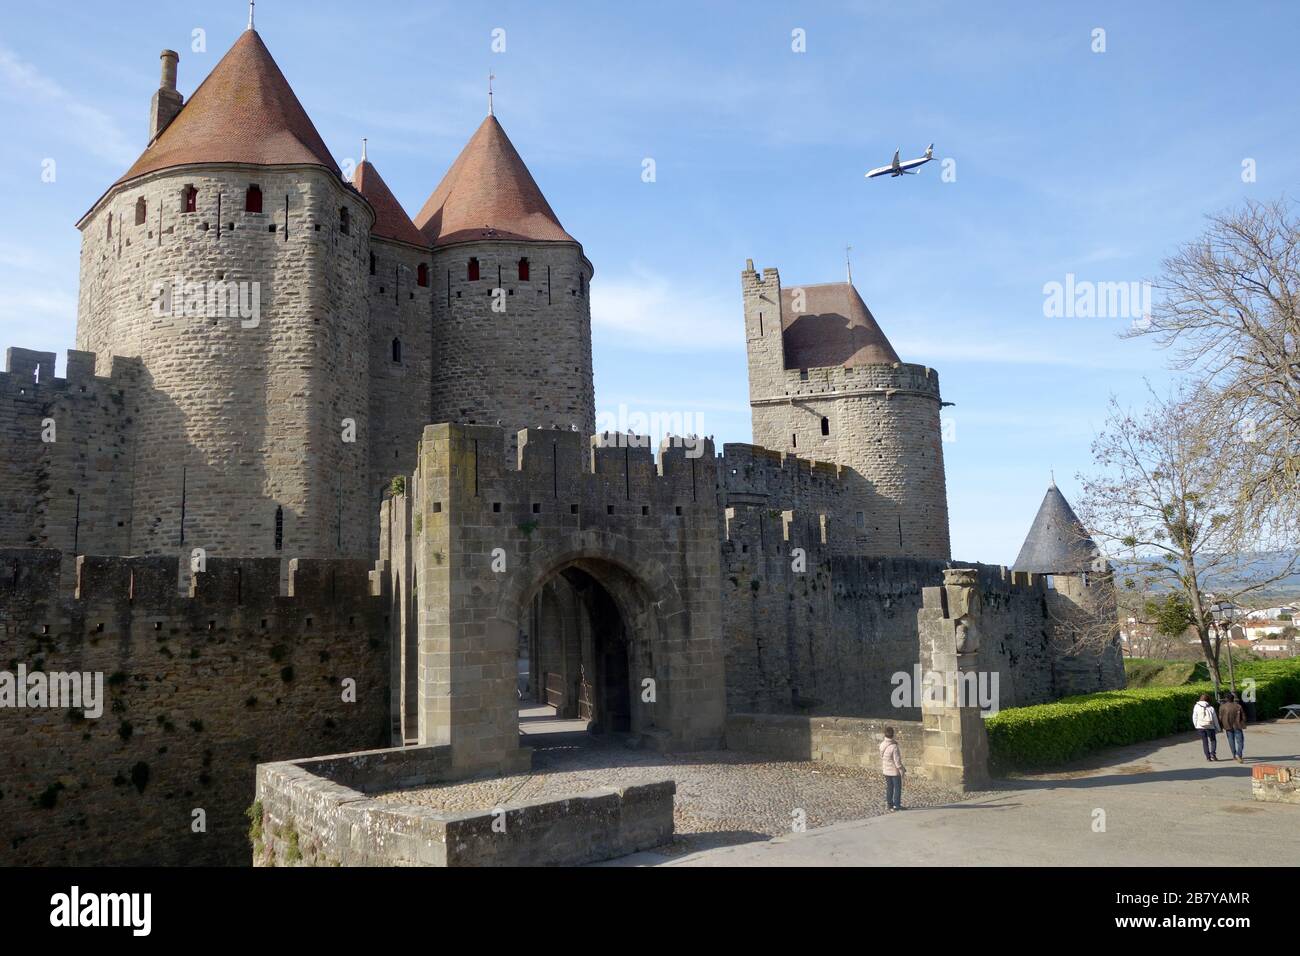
top-left (1126, 198), bottom-right (1300, 530)
top-left (1078, 388), bottom-right (1299, 689)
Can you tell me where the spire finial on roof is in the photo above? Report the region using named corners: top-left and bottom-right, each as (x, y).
top-left (845, 244), bottom-right (853, 285)
top-left (248, 0), bottom-right (255, 30)
top-left (1050, 469), bottom-right (1056, 488)
top-left (361, 137), bottom-right (367, 162)
top-left (488, 72), bottom-right (495, 116)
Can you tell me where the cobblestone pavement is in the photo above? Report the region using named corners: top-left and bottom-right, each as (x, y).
top-left (374, 733), bottom-right (977, 855)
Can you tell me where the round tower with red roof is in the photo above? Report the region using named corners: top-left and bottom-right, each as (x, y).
top-left (75, 27), bottom-right (377, 557)
top-left (414, 114), bottom-right (596, 445)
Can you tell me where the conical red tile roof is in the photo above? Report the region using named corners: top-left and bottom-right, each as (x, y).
top-left (414, 115), bottom-right (575, 246)
top-left (780, 282), bottom-right (901, 368)
top-left (114, 30), bottom-right (339, 186)
top-left (354, 159), bottom-right (427, 248)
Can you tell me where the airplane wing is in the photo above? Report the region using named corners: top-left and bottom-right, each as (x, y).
top-left (891, 148), bottom-right (901, 169)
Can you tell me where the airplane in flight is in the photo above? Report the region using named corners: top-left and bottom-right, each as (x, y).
top-left (866, 144), bottom-right (936, 179)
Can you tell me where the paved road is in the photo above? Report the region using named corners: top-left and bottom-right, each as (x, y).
top-left (610, 720), bottom-right (1300, 866)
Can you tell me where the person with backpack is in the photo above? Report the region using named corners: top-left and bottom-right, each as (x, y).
top-left (1218, 691), bottom-right (1247, 763)
top-left (880, 726), bottom-right (905, 811)
top-left (1192, 693), bottom-right (1220, 761)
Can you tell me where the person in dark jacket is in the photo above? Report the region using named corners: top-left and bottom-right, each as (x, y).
top-left (1218, 691), bottom-right (1247, 763)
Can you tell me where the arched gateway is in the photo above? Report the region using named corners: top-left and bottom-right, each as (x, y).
top-left (379, 423), bottom-right (726, 776)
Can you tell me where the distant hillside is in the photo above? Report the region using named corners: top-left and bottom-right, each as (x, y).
top-left (1112, 550), bottom-right (1300, 603)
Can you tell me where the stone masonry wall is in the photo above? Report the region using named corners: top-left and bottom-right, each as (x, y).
top-left (254, 744), bottom-right (675, 867)
top-left (718, 453), bottom-right (1120, 718)
top-left (0, 549), bottom-right (390, 866)
top-left (367, 235), bottom-right (434, 550)
top-left (0, 348), bottom-right (141, 556)
top-left (725, 713), bottom-right (924, 770)
top-left (430, 241), bottom-right (595, 455)
top-left (75, 164), bottom-right (374, 559)
top-left (386, 424), bottom-right (725, 772)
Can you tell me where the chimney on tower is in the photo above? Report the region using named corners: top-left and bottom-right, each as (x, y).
top-left (149, 50), bottom-right (183, 142)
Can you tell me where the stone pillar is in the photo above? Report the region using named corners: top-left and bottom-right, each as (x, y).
top-left (918, 568), bottom-right (990, 789)
top-left (413, 424), bottom-right (529, 777)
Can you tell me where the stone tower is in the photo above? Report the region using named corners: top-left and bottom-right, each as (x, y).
top-left (1013, 481), bottom-right (1124, 693)
top-left (414, 115), bottom-right (596, 450)
top-left (354, 151), bottom-right (434, 544)
top-left (75, 28), bottom-right (375, 558)
top-left (742, 261), bottom-right (951, 558)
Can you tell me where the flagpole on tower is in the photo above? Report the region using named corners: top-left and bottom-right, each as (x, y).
top-left (488, 72), bottom-right (495, 116)
top-left (248, 0), bottom-right (255, 30)
top-left (846, 244), bottom-right (853, 285)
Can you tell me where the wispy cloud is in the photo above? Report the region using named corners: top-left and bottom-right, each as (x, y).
top-left (592, 267), bottom-right (738, 351)
top-left (0, 44), bottom-right (135, 169)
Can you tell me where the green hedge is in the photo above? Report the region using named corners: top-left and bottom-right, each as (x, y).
top-left (986, 659), bottom-right (1300, 772)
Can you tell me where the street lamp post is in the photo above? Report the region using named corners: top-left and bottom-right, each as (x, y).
top-left (1206, 593), bottom-right (1237, 698)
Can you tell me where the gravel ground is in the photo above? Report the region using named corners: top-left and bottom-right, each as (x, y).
top-left (374, 734), bottom-right (977, 855)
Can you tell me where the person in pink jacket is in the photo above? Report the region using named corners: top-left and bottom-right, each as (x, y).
top-left (880, 726), bottom-right (906, 811)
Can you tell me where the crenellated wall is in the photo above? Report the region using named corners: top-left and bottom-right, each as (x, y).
top-left (0, 348), bottom-right (141, 556)
top-left (715, 439), bottom-right (1122, 718)
top-left (0, 549), bottom-right (390, 865)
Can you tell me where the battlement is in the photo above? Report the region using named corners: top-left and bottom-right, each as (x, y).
top-left (2, 347), bottom-right (142, 395)
top-left (411, 424), bottom-right (719, 511)
top-left (751, 359), bottom-right (942, 404)
top-left (0, 548), bottom-right (385, 617)
top-left (720, 442), bottom-right (848, 491)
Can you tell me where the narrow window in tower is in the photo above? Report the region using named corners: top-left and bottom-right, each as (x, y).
top-left (369, 252), bottom-right (376, 276)
top-left (417, 263), bottom-right (429, 287)
top-left (579, 273), bottom-right (586, 296)
top-left (518, 257), bottom-right (530, 281)
top-left (392, 338), bottom-right (402, 364)
top-left (245, 184), bottom-right (263, 213)
top-left (339, 207), bottom-right (350, 235)
top-left (134, 197), bottom-right (147, 225)
top-left (792, 433), bottom-right (797, 448)
top-left (467, 257), bottom-right (480, 281)
top-left (183, 185), bottom-right (197, 213)
top-left (821, 417), bottom-right (830, 436)
top-left (106, 212), bottom-right (112, 238)
top-left (274, 506), bottom-right (284, 551)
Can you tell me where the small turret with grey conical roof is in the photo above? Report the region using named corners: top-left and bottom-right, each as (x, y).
top-left (1012, 480), bottom-right (1103, 574)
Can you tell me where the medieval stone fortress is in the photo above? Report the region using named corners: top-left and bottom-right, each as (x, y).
top-left (0, 21), bottom-right (1126, 867)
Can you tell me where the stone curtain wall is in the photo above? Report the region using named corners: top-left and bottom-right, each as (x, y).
top-left (0, 348), bottom-right (141, 556)
top-left (742, 263), bottom-right (951, 559)
top-left (75, 165), bottom-right (375, 559)
top-left (720, 505), bottom-right (1121, 718)
top-left (254, 744), bottom-right (675, 867)
top-left (0, 549), bottom-right (390, 866)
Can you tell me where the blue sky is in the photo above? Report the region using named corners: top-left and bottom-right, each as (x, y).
top-left (1, 0), bottom-right (1295, 564)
